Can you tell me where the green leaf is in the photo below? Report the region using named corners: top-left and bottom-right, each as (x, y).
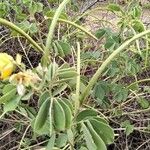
top-left (0, 88), bottom-right (17, 104)
top-left (22, 0), bottom-right (31, 4)
top-left (29, 2), bottom-right (43, 14)
top-left (58, 70), bottom-right (78, 79)
top-left (59, 62), bottom-right (70, 69)
top-left (58, 67), bottom-right (76, 73)
top-left (16, 13), bottom-right (28, 21)
top-left (112, 84), bottom-right (128, 102)
top-left (76, 109), bottom-right (98, 122)
top-left (46, 62), bottom-right (58, 82)
top-left (81, 51), bottom-right (101, 60)
top-left (105, 37), bottom-right (116, 49)
top-left (144, 86), bottom-right (150, 93)
top-left (36, 2), bottom-right (43, 13)
top-left (86, 121), bottom-right (107, 150)
top-left (31, 119), bottom-right (50, 135)
top-left (25, 106), bottom-right (36, 119)
top-left (125, 124), bottom-right (134, 136)
top-left (108, 4), bottom-right (122, 12)
top-left (121, 120), bottom-right (134, 136)
top-left (49, 98), bottom-right (54, 136)
top-left (58, 99), bottom-right (72, 129)
top-left (22, 91), bottom-right (33, 100)
top-left (15, 21), bottom-right (38, 35)
top-left (2, 84), bottom-right (16, 94)
top-left (55, 41), bottom-right (65, 57)
top-left (92, 116), bottom-right (108, 125)
top-left (93, 83), bottom-right (106, 101)
top-left (95, 29), bottom-right (106, 39)
top-left (62, 98), bottom-right (74, 112)
top-left (4, 96), bottom-right (22, 113)
top-left (52, 42), bottom-right (59, 56)
top-left (132, 20), bottom-right (145, 33)
top-left (67, 129), bottom-right (74, 145)
top-left (128, 83), bottom-right (139, 91)
top-left (80, 147), bottom-right (88, 150)
top-left (90, 119), bottom-right (114, 144)
top-left (0, 3), bottom-right (7, 17)
top-left (34, 98), bottom-right (50, 132)
top-left (18, 20), bottom-right (30, 32)
top-left (45, 10), bottom-right (68, 19)
top-left (46, 133), bottom-right (56, 150)
top-left (57, 41), bottom-right (71, 55)
top-left (132, 6), bottom-right (142, 18)
top-left (82, 122), bottom-right (97, 150)
top-left (53, 99), bottom-right (66, 131)
top-left (46, 64), bottom-right (53, 81)
top-left (56, 133), bottom-right (68, 148)
top-left (38, 91), bottom-right (50, 107)
top-left (53, 84), bottom-right (68, 96)
top-left (138, 98), bottom-right (149, 109)
top-left (29, 23), bottom-right (38, 34)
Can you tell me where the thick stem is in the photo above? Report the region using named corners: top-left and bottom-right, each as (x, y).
top-left (80, 30), bottom-right (150, 104)
top-left (0, 18), bottom-right (44, 53)
top-left (44, 0), bottom-right (70, 64)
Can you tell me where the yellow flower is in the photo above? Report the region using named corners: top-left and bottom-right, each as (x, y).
top-left (0, 53), bottom-right (14, 80)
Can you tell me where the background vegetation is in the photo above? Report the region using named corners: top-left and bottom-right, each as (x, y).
top-left (0, 0), bottom-right (150, 150)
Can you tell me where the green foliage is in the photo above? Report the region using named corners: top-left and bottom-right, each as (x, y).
top-left (53, 40), bottom-right (71, 57)
top-left (58, 99), bottom-right (72, 129)
top-left (45, 9), bottom-right (68, 19)
top-left (95, 28), bottom-right (121, 50)
top-left (76, 109), bottom-right (98, 122)
top-left (0, 85), bottom-right (17, 104)
top-left (53, 99), bottom-right (66, 131)
top-left (46, 133), bottom-right (56, 150)
top-left (138, 98), bottom-right (150, 109)
top-left (34, 98), bottom-right (51, 132)
top-left (121, 120), bottom-right (134, 136)
top-left (108, 4), bottom-right (122, 12)
top-left (0, 0), bottom-right (150, 149)
top-left (0, 0), bottom-right (43, 35)
top-left (93, 81), bottom-right (129, 105)
top-left (3, 95), bottom-right (22, 113)
top-left (84, 121), bottom-right (107, 150)
top-left (112, 84), bottom-right (129, 102)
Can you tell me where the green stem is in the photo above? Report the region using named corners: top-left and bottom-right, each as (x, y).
top-left (46, 17), bottom-right (98, 40)
top-left (44, 0), bottom-right (70, 63)
top-left (75, 42), bottom-right (81, 113)
top-left (80, 30), bottom-right (150, 104)
top-left (129, 25), bottom-right (142, 55)
top-left (127, 78), bottom-right (150, 89)
top-left (122, 107), bottom-right (150, 115)
top-left (0, 18), bottom-right (44, 53)
top-left (144, 32), bottom-right (149, 68)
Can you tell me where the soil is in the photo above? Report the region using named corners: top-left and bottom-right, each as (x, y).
top-left (83, 0), bottom-right (150, 32)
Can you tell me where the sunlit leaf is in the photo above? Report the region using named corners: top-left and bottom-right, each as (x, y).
top-left (34, 98), bottom-right (50, 132)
